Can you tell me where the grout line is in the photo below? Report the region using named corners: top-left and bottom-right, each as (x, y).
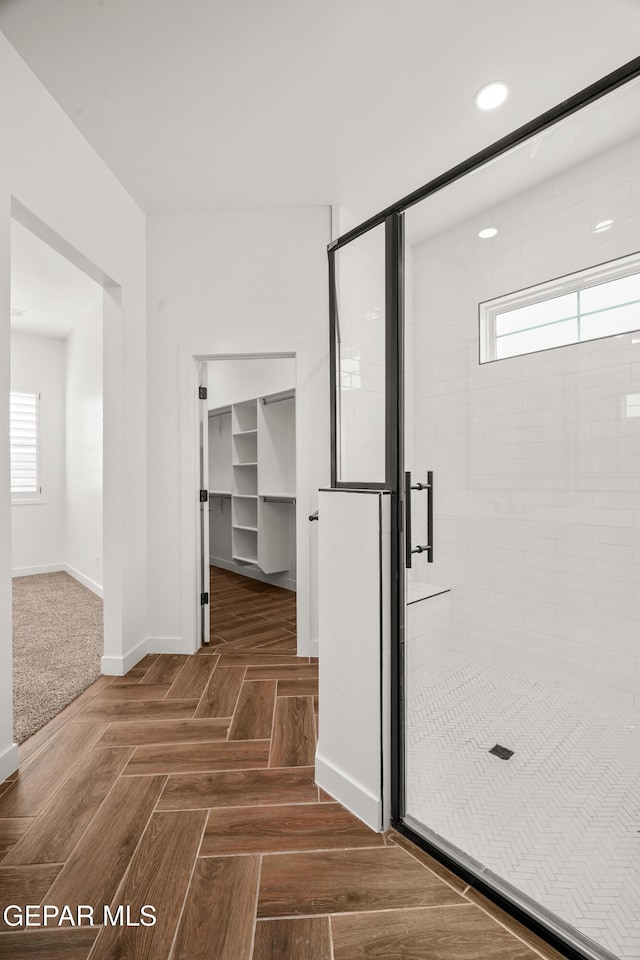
top-left (247, 853), bottom-right (263, 960)
top-left (267, 681), bottom-right (279, 769)
top-left (4, 720), bottom-right (110, 821)
top-left (165, 808), bottom-right (209, 960)
top-left (157, 799), bottom-right (337, 813)
top-left (85, 773), bottom-right (169, 960)
top-left (80, 928), bottom-right (103, 960)
top-left (149, 774), bottom-right (170, 813)
top-left (198, 843), bottom-right (388, 859)
top-left (1, 860), bottom-right (66, 867)
top-left (255, 903), bottom-right (473, 922)
top-left (328, 914), bottom-right (336, 960)
top-left (4, 745), bottom-right (135, 867)
top-left (37, 751), bottom-right (151, 878)
top-left (386, 833), bottom-right (470, 897)
top-left (93, 733), bottom-right (235, 749)
top-left (467, 895), bottom-right (560, 960)
top-left (192, 657), bottom-right (223, 717)
top-left (159, 764), bottom-right (315, 777)
top-left (120, 764), bottom-right (271, 778)
top-left (21, 862), bottom-right (67, 921)
top-left (275, 693), bottom-right (318, 700)
top-left (165, 799), bottom-right (341, 813)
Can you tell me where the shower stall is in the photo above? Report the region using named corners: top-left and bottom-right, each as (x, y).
top-left (329, 60), bottom-right (640, 960)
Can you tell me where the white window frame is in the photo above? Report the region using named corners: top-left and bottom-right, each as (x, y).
top-left (10, 389), bottom-right (43, 505)
top-left (479, 250), bottom-right (640, 363)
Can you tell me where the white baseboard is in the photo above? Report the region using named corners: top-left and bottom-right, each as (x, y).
top-left (12, 563), bottom-right (64, 577)
top-left (11, 562), bottom-right (104, 600)
top-left (0, 742), bottom-right (19, 782)
top-left (309, 638), bottom-right (319, 658)
top-left (101, 637), bottom-right (148, 676)
top-left (315, 752), bottom-right (382, 832)
top-left (210, 556), bottom-right (296, 592)
top-left (64, 563), bottom-right (103, 598)
top-left (146, 637), bottom-right (185, 655)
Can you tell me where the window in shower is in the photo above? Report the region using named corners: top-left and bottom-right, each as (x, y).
top-left (480, 250), bottom-right (640, 362)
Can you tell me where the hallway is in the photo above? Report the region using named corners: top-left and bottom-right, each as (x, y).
top-left (0, 570), bottom-right (565, 959)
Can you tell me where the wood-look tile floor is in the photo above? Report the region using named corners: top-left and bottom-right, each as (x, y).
top-left (0, 567), bottom-right (568, 959)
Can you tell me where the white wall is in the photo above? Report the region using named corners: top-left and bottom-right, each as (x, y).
top-left (65, 302), bottom-right (103, 593)
top-left (207, 357), bottom-right (295, 409)
top-left (146, 208), bottom-right (330, 655)
top-left (317, 489), bottom-right (390, 830)
top-left (10, 332), bottom-right (65, 574)
top-left (409, 131), bottom-right (640, 710)
top-left (0, 33), bottom-right (146, 779)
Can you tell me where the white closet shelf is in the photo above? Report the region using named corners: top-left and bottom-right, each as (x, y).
top-left (209, 389), bottom-right (295, 579)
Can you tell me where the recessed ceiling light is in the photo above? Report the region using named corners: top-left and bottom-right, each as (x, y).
top-left (475, 81), bottom-right (509, 111)
top-left (593, 219), bottom-right (614, 233)
top-left (478, 227), bottom-right (498, 239)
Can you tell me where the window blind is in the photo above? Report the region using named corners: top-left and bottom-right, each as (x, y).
top-left (10, 391), bottom-right (40, 496)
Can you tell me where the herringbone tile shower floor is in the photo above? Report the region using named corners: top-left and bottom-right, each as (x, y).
top-left (406, 653), bottom-right (640, 959)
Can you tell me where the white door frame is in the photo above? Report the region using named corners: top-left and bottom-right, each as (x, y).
top-left (197, 361), bottom-right (210, 646)
top-left (179, 342), bottom-right (313, 656)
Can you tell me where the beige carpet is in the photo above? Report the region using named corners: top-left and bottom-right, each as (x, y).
top-left (12, 571), bottom-right (103, 744)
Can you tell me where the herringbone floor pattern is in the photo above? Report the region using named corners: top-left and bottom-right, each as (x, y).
top-left (0, 570), bottom-right (567, 958)
top-left (407, 653), bottom-right (639, 960)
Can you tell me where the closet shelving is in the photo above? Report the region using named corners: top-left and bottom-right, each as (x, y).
top-left (208, 389), bottom-right (295, 579)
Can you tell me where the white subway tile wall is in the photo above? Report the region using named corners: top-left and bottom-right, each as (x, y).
top-left (409, 131), bottom-right (640, 710)
top-left (407, 593), bottom-right (451, 674)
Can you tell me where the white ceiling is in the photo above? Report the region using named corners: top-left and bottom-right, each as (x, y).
top-left (11, 221), bottom-right (103, 339)
top-left (405, 77), bottom-right (640, 246)
top-left (1, 0), bottom-right (640, 221)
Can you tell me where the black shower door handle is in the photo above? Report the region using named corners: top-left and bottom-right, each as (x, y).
top-left (404, 470), bottom-right (433, 568)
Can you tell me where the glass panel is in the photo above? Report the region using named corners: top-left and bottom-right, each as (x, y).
top-left (580, 301), bottom-right (640, 339)
top-left (334, 224), bottom-right (386, 483)
top-left (580, 270), bottom-right (640, 312)
top-left (496, 291), bottom-right (577, 335)
top-left (403, 74), bottom-right (640, 960)
top-left (495, 317), bottom-right (578, 357)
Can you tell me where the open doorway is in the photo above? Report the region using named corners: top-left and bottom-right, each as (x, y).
top-left (9, 219), bottom-right (104, 743)
top-left (200, 356), bottom-right (298, 655)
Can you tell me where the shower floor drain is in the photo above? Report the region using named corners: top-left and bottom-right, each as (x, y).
top-left (489, 744), bottom-right (514, 760)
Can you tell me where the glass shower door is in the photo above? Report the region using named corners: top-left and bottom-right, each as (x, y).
top-left (402, 76), bottom-right (640, 960)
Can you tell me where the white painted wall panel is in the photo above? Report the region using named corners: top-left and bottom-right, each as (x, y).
top-left (207, 358), bottom-right (294, 410)
top-left (317, 489), bottom-right (390, 830)
top-left (65, 302), bottom-right (103, 593)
